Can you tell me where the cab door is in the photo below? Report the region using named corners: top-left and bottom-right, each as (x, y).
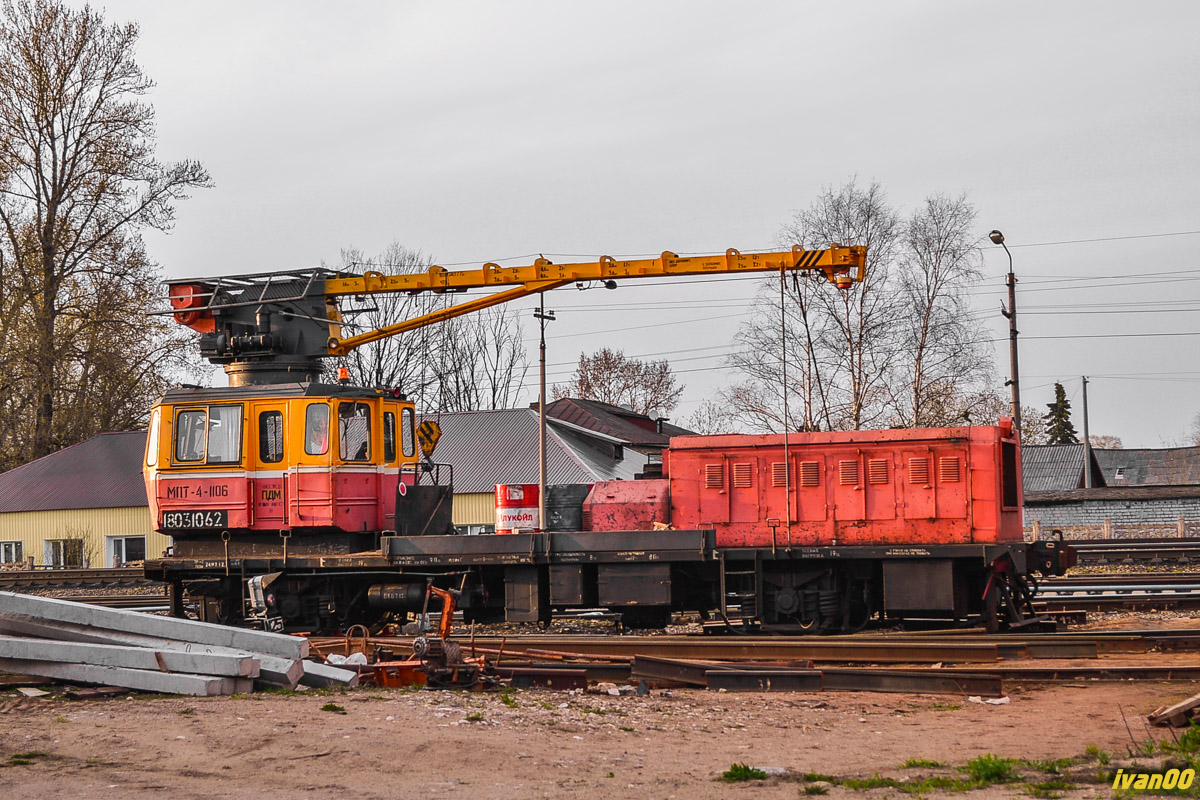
top-left (252, 403), bottom-right (289, 529)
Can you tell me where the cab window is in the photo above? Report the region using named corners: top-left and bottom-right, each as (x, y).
top-left (206, 405), bottom-right (243, 464)
top-left (146, 408), bottom-right (161, 467)
top-left (339, 402), bottom-right (371, 461)
top-left (175, 409), bottom-right (206, 462)
top-left (305, 403), bottom-right (330, 456)
top-left (259, 411), bottom-right (284, 464)
top-left (402, 408), bottom-right (415, 458)
top-left (383, 411), bottom-right (396, 463)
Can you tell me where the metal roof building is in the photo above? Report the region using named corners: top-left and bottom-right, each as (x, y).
top-left (0, 432), bottom-right (149, 513)
top-left (1020, 444), bottom-right (1107, 493)
top-left (0, 431), bottom-right (164, 568)
top-left (543, 397), bottom-right (691, 450)
top-left (1096, 447), bottom-right (1200, 486)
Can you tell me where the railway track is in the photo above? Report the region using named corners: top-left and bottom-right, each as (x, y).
top-left (1070, 538), bottom-right (1200, 566)
top-left (1036, 570), bottom-right (1200, 611)
top-left (0, 567), bottom-right (160, 590)
top-left (311, 628), bottom-right (1200, 694)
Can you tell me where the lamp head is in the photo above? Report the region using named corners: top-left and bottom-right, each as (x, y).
top-left (988, 230), bottom-right (1005, 245)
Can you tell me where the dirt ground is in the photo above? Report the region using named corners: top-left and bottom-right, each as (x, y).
top-left (2, 674), bottom-right (1196, 799)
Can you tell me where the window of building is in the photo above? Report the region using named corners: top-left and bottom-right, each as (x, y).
top-left (45, 539), bottom-right (84, 569)
top-left (402, 408), bottom-right (415, 458)
top-left (0, 541), bottom-right (22, 564)
top-left (259, 410), bottom-right (284, 463)
top-left (108, 536), bottom-right (146, 567)
top-left (206, 405), bottom-right (243, 464)
top-left (384, 411), bottom-right (396, 463)
top-left (175, 409), bottom-right (207, 462)
top-left (305, 403), bottom-right (330, 456)
top-left (339, 402), bottom-right (371, 461)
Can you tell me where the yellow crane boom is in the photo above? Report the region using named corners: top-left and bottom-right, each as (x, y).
top-left (323, 244), bottom-right (866, 355)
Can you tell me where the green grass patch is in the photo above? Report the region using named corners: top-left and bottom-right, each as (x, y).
top-left (1025, 757), bottom-right (1073, 775)
top-left (719, 763), bottom-right (768, 783)
top-left (6, 752), bottom-right (47, 767)
top-left (962, 754), bottom-right (1018, 784)
top-left (1026, 778), bottom-right (1075, 798)
top-left (178, 708), bottom-right (195, 716)
top-left (839, 774), bottom-right (900, 790)
top-left (465, 712), bottom-right (484, 722)
top-left (500, 691), bottom-right (518, 708)
top-left (902, 758), bottom-right (946, 769)
top-left (1085, 745), bottom-right (1111, 766)
top-left (803, 785), bottom-right (829, 795)
top-left (319, 702), bottom-right (346, 714)
top-left (802, 772), bottom-right (839, 783)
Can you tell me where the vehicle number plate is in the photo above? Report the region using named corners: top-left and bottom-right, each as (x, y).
top-left (162, 510), bottom-right (229, 529)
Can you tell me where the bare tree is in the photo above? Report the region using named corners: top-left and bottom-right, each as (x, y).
top-left (1089, 434), bottom-right (1123, 449)
top-left (0, 0), bottom-right (209, 463)
top-left (1019, 404), bottom-right (1050, 445)
top-left (554, 347), bottom-right (683, 416)
top-left (684, 399), bottom-right (739, 435)
top-left (334, 243), bottom-right (528, 412)
top-left (724, 179), bottom-right (902, 431)
top-left (723, 180), bottom-right (995, 432)
top-left (891, 193), bottom-right (989, 427)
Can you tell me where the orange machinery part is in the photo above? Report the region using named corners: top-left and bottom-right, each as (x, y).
top-left (168, 283), bottom-right (216, 333)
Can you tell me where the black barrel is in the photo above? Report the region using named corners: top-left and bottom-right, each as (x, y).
top-left (544, 483), bottom-right (593, 532)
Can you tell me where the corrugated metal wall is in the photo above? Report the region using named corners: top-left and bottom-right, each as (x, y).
top-left (0, 507), bottom-right (169, 567)
top-left (452, 493), bottom-right (495, 526)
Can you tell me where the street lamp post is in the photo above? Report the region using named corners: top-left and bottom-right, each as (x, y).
top-left (991, 230), bottom-right (1021, 434)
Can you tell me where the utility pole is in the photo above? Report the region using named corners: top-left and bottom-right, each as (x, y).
top-left (534, 298), bottom-right (556, 529)
top-left (990, 230), bottom-right (1021, 433)
top-left (1081, 375), bottom-right (1092, 489)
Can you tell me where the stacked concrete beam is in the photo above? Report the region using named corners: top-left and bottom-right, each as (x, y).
top-left (0, 591), bottom-right (357, 696)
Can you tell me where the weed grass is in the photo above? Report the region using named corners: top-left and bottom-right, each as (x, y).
top-left (5, 752), bottom-right (47, 767)
top-left (720, 763), bottom-right (767, 783)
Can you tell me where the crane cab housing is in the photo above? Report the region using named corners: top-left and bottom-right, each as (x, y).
top-left (144, 382), bottom-right (450, 560)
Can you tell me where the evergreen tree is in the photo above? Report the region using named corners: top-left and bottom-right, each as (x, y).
top-left (1043, 382), bottom-right (1079, 444)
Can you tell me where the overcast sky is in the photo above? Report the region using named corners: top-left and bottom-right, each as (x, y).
top-left (80, 1), bottom-right (1200, 447)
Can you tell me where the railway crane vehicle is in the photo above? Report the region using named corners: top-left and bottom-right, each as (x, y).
top-left (142, 243), bottom-right (1069, 633)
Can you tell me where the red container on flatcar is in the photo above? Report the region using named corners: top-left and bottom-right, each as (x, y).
top-left (586, 421), bottom-right (1022, 548)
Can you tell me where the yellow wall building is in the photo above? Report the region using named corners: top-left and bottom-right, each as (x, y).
top-left (0, 432), bottom-right (163, 568)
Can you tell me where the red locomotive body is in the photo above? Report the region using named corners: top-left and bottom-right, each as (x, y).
top-left (585, 421), bottom-right (1022, 548)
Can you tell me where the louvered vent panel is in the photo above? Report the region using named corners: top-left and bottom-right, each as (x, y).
top-left (799, 461), bottom-right (821, 487)
top-left (732, 463), bottom-right (753, 488)
top-left (771, 462), bottom-right (789, 487)
top-left (909, 457), bottom-right (931, 485)
top-left (867, 458), bottom-right (889, 485)
top-left (838, 459), bottom-right (860, 486)
top-left (704, 463), bottom-right (724, 488)
top-left (939, 457), bottom-right (962, 483)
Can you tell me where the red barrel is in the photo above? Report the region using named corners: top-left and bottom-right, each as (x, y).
top-left (495, 484), bottom-right (540, 534)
